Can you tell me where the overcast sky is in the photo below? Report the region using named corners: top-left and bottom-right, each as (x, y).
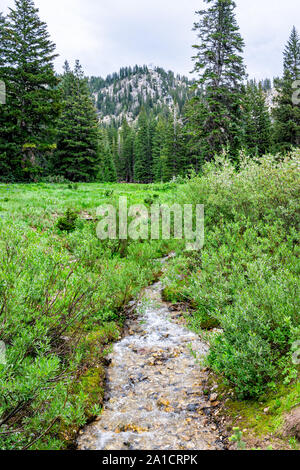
top-left (0, 0), bottom-right (299, 80)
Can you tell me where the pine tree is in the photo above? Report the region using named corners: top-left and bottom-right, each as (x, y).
top-left (60, 60), bottom-right (75, 99)
top-left (134, 110), bottom-right (153, 183)
top-left (55, 61), bottom-right (101, 182)
top-left (0, 0), bottom-right (60, 181)
top-left (102, 147), bottom-right (117, 182)
top-left (183, 96), bottom-right (207, 173)
top-left (187, 0), bottom-right (246, 162)
top-left (98, 129), bottom-right (117, 182)
top-left (0, 12), bottom-right (10, 179)
top-left (0, 13), bottom-right (6, 86)
top-left (118, 118), bottom-right (134, 182)
top-left (243, 82), bottom-right (272, 156)
top-left (273, 26), bottom-right (300, 151)
top-left (160, 109), bottom-right (184, 181)
top-left (152, 116), bottom-right (166, 182)
top-left (284, 26), bottom-right (300, 78)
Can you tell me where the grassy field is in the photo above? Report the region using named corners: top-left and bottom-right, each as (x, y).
top-left (0, 152), bottom-right (299, 450)
top-left (0, 182), bottom-right (179, 450)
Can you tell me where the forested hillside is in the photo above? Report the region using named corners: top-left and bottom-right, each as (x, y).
top-left (0, 0), bottom-right (299, 185)
top-left (89, 65), bottom-right (195, 124)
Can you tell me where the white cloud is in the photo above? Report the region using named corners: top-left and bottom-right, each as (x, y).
top-left (0, 0), bottom-right (299, 79)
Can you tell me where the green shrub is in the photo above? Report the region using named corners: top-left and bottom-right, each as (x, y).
top-left (68, 183), bottom-right (79, 191)
top-left (57, 209), bottom-right (78, 232)
top-left (167, 151), bottom-right (300, 398)
top-left (144, 193), bottom-right (159, 205)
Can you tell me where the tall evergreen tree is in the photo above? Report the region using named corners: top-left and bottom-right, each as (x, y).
top-left (183, 96), bottom-right (206, 173)
top-left (134, 110), bottom-right (153, 183)
top-left (273, 26), bottom-right (300, 150)
top-left (152, 116), bottom-right (166, 182)
top-left (98, 128), bottom-right (117, 182)
top-left (55, 61), bottom-right (101, 181)
top-left (0, 12), bottom-right (10, 179)
top-left (186, 0), bottom-right (246, 162)
top-left (0, 13), bottom-right (6, 83)
top-left (0, 0), bottom-right (60, 181)
top-left (284, 26), bottom-right (300, 77)
top-left (102, 147), bottom-right (117, 183)
top-left (118, 118), bottom-right (134, 182)
top-left (60, 60), bottom-right (75, 98)
top-left (243, 81), bottom-right (272, 156)
top-left (160, 109), bottom-right (184, 181)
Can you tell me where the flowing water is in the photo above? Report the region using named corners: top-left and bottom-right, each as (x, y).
top-left (78, 279), bottom-right (225, 451)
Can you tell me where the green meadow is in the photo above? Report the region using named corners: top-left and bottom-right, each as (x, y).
top-left (0, 152), bottom-right (299, 449)
top-left (0, 182), bottom-right (178, 449)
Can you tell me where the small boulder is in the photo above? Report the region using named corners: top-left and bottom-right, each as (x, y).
top-left (187, 403), bottom-right (199, 412)
top-left (283, 407), bottom-right (300, 441)
top-left (157, 397), bottom-right (170, 408)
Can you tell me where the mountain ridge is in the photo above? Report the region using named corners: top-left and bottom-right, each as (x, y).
top-left (89, 65), bottom-right (196, 125)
